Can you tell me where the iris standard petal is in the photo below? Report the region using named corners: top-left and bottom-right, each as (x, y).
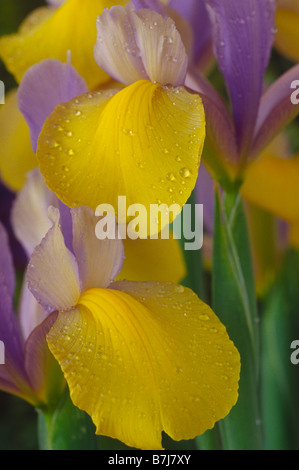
top-left (251, 64), bottom-right (299, 159)
top-left (11, 169), bottom-right (58, 258)
top-left (94, 5), bottom-right (188, 87)
top-left (47, 283), bottom-right (240, 450)
top-left (37, 80), bottom-right (205, 236)
top-left (71, 206), bottom-right (124, 291)
top-left (204, 0), bottom-right (276, 159)
top-left (169, 0), bottom-right (212, 65)
top-left (27, 207), bottom-right (80, 313)
top-left (132, 0), bottom-right (166, 16)
top-left (0, 89), bottom-right (36, 191)
top-left (0, 0), bottom-right (126, 89)
top-left (18, 59), bottom-right (88, 153)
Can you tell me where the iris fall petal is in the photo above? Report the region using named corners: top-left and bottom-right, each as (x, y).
top-left (47, 282), bottom-right (240, 450)
top-left (37, 80), bottom-right (205, 236)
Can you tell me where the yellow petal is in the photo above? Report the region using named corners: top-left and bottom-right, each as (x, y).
top-left (47, 282), bottom-right (240, 450)
top-left (242, 153), bottom-right (299, 223)
top-left (37, 80), bottom-right (205, 236)
top-left (117, 232), bottom-right (186, 283)
top-left (0, 89), bottom-right (36, 191)
top-left (275, 2), bottom-right (299, 62)
top-left (0, 0), bottom-right (126, 90)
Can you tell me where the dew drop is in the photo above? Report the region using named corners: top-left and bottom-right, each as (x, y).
top-left (180, 167), bottom-right (191, 178)
top-left (164, 35), bottom-right (173, 44)
top-left (199, 314), bottom-right (210, 321)
top-left (166, 172), bottom-right (176, 181)
top-left (123, 128), bottom-right (135, 136)
top-left (176, 285), bottom-right (184, 293)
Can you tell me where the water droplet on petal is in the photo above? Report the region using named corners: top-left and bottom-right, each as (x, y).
top-left (166, 172), bottom-right (176, 181)
top-left (180, 167), bottom-right (191, 178)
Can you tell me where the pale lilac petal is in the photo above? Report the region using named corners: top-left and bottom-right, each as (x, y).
top-left (58, 200), bottom-right (73, 254)
top-left (251, 64), bottom-right (299, 159)
top-left (24, 311), bottom-right (60, 395)
top-left (72, 207), bottom-right (124, 291)
top-left (18, 59), bottom-right (88, 152)
top-left (94, 5), bottom-right (188, 86)
top-left (169, 0), bottom-right (212, 64)
top-left (17, 281), bottom-right (47, 342)
top-left (132, 0), bottom-right (194, 62)
top-left (11, 169), bottom-right (58, 258)
top-left (27, 207), bottom-right (80, 313)
top-left (204, 0), bottom-right (276, 158)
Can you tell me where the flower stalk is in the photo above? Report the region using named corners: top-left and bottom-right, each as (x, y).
top-left (212, 187), bottom-right (262, 450)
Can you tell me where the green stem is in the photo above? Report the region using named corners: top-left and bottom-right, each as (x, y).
top-left (180, 191), bottom-right (221, 449)
top-left (37, 389), bottom-right (98, 450)
top-left (212, 188), bottom-right (262, 449)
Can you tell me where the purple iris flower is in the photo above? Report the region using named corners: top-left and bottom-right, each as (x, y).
top-left (0, 183), bottom-right (26, 269)
top-left (0, 221), bottom-right (65, 406)
top-left (168, 0), bottom-right (213, 66)
top-left (185, 0), bottom-right (299, 179)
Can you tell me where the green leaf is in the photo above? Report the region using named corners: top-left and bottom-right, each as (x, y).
top-left (261, 250), bottom-right (299, 450)
top-left (37, 389), bottom-right (98, 450)
top-left (212, 188), bottom-right (262, 449)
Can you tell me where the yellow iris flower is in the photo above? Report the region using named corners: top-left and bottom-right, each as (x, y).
top-left (0, 0), bottom-right (127, 90)
top-left (33, 5), bottom-right (205, 236)
top-left (26, 205), bottom-right (240, 450)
